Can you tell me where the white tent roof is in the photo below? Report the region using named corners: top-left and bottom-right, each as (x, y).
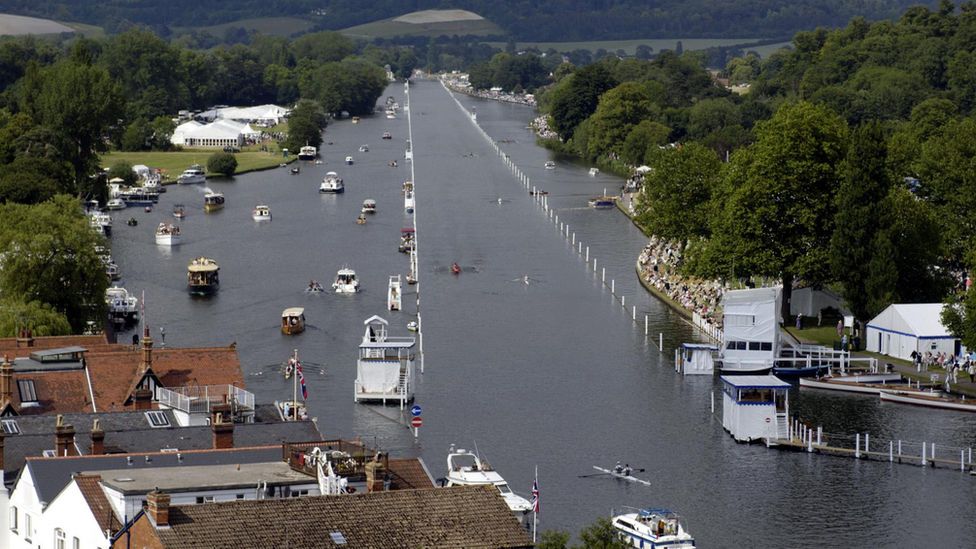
top-left (868, 303), bottom-right (952, 338)
top-left (183, 121), bottom-right (245, 139)
top-left (721, 286), bottom-right (781, 307)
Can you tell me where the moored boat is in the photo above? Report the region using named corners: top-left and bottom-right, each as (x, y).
top-left (799, 374), bottom-right (938, 396)
top-left (362, 199), bottom-right (376, 214)
top-left (404, 191), bottom-right (415, 214)
top-left (588, 196), bottom-right (617, 208)
top-left (545, 161), bottom-right (555, 170)
top-left (178, 165), bottom-right (206, 184)
top-left (612, 508), bottom-right (695, 548)
top-left (320, 172), bottom-right (344, 193)
top-left (444, 445), bottom-right (532, 525)
top-left (388, 275), bottom-right (401, 311)
top-left (879, 389), bottom-right (976, 412)
top-left (252, 204), bottom-right (272, 221)
top-left (105, 286), bottom-right (139, 324)
top-left (333, 267), bottom-right (360, 293)
top-left (298, 145), bottom-right (317, 161)
top-left (89, 212), bottom-right (113, 236)
top-left (187, 257), bottom-right (219, 293)
top-left (204, 191), bottom-right (225, 212)
top-left (281, 307), bottom-right (306, 335)
top-left (106, 198), bottom-right (127, 210)
top-left (173, 204), bottom-right (186, 218)
top-left (399, 228), bottom-right (415, 253)
top-left (382, 132), bottom-right (392, 140)
top-left (155, 222), bottom-right (181, 246)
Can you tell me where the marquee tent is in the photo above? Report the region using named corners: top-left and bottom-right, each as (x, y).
top-left (865, 303), bottom-right (960, 360)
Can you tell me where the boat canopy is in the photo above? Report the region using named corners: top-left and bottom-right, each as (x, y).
top-left (282, 307), bottom-right (305, 317)
top-left (363, 199), bottom-right (376, 206)
top-left (402, 228), bottom-right (415, 235)
top-left (188, 258), bottom-right (219, 273)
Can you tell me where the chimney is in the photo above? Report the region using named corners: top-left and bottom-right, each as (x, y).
top-left (55, 415), bottom-right (76, 456)
top-left (134, 386), bottom-right (153, 410)
top-left (0, 355), bottom-right (13, 403)
top-left (146, 490), bottom-right (171, 528)
top-left (90, 419), bottom-right (105, 456)
top-left (0, 430), bottom-right (5, 473)
top-left (16, 329), bottom-right (34, 348)
top-left (211, 405), bottom-right (233, 449)
top-left (139, 326), bottom-right (154, 372)
top-left (365, 459), bottom-right (386, 493)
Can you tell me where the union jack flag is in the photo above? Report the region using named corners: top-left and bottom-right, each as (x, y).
top-left (297, 360), bottom-right (307, 400)
top-left (531, 477), bottom-right (539, 514)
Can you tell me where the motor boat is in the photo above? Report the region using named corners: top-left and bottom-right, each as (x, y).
top-left (187, 257), bottom-right (219, 294)
top-left (359, 144), bottom-right (369, 152)
top-left (589, 168), bottom-right (600, 176)
top-left (89, 212), bottom-right (113, 236)
top-left (281, 307), bottom-right (306, 335)
top-left (291, 165), bottom-right (300, 174)
top-left (386, 109), bottom-right (396, 119)
top-left (105, 261), bottom-right (121, 281)
top-left (345, 156), bottom-right (354, 165)
top-left (155, 222), bottom-right (181, 246)
top-left (612, 508), bottom-right (695, 548)
top-left (404, 191), bottom-right (414, 214)
top-left (252, 204), bottom-right (272, 221)
top-left (105, 286), bottom-right (139, 324)
top-left (204, 192), bottom-right (225, 212)
top-left (382, 132), bottom-right (392, 140)
top-left (545, 161), bottom-right (555, 170)
top-left (333, 267), bottom-right (360, 293)
top-left (588, 196), bottom-right (616, 208)
top-left (173, 204), bottom-right (186, 218)
top-left (178, 165), bottom-right (206, 184)
top-left (407, 320), bottom-right (418, 332)
top-left (399, 228), bottom-right (415, 253)
top-left (362, 199), bottom-right (376, 214)
top-left (320, 172), bottom-right (344, 193)
top-left (306, 280), bottom-right (324, 293)
top-left (298, 145), bottom-right (317, 161)
top-left (444, 446), bottom-right (532, 524)
top-left (106, 198), bottom-right (127, 210)
top-left (388, 275), bottom-right (401, 311)
top-left (352, 116), bottom-right (360, 124)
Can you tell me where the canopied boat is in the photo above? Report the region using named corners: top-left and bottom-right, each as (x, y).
top-left (281, 308), bottom-right (306, 335)
top-left (320, 172), bottom-right (344, 193)
top-left (612, 508), bottom-right (695, 548)
top-left (345, 156), bottom-right (354, 165)
top-left (359, 144), bottom-right (369, 152)
top-left (444, 445), bottom-right (532, 525)
top-left (252, 204), bottom-right (272, 221)
top-left (178, 165), bottom-right (206, 184)
top-left (204, 191), bottom-right (225, 212)
top-left (173, 204), bottom-right (186, 218)
top-left (298, 145), bottom-right (317, 161)
top-left (106, 198), bottom-right (126, 210)
top-left (399, 228), bottom-right (415, 253)
top-left (105, 286), bottom-right (139, 324)
top-left (155, 222), bottom-right (181, 246)
top-left (354, 315), bottom-right (416, 405)
top-left (333, 267), bottom-right (360, 293)
top-left (362, 199), bottom-right (376, 214)
top-left (589, 168), bottom-right (600, 176)
top-left (382, 132), bottom-right (392, 140)
top-left (388, 275), bottom-right (401, 311)
top-left (187, 257), bottom-right (219, 293)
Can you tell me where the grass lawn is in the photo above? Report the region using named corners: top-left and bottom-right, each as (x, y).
top-left (484, 38), bottom-right (765, 57)
top-left (342, 17), bottom-right (503, 39)
top-left (100, 148), bottom-right (293, 180)
top-left (173, 17), bottom-right (315, 38)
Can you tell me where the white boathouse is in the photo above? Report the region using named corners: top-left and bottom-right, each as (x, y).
top-left (720, 286), bottom-right (781, 373)
top-left (721, 375), bottom-right (790, 443)
top-left (354, 315), bottom-right (415, 407)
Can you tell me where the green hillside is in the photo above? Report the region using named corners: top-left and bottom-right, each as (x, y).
top-left (341, 10), bottom-right (503, 39)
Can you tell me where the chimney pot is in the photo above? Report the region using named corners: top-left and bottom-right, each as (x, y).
top-left (147, 490), bottom-right (171, 528)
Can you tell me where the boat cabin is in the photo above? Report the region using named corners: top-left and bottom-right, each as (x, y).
top-left (352, 116), bottom-right (360, 123)
top-left (354, 315), bottom-right (416, 406)
top-left (204, 192), bottom-right (225, 212)
top-left (612, 508), bottom-right (694, 548)
top-left (388, 275), bottom-right (401, 311)
top-left (721, 375), bottom-right (790, 442)
top-left (675, 343), bottom-right (719, 375)
top-left (187, 257), bottom-right (219, 293)
top-left (362, 199), bottom-right (376, 213)
top-left (282, 308), bottom-right (306, 335)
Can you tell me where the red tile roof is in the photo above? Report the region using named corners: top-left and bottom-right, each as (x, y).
top-left (0, 334), bottom-right (113, 359)
top-left (9, 370), bottom-right (94, 415)
top-left (388, 458), bottom-right (436, 490)
top-left (74, 475), bottom-right (122, 535)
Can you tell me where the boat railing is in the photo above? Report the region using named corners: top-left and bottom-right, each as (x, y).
top-left (157, 384), bottom-right (254, 416)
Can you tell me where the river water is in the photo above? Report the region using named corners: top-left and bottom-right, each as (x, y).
top-left (109, 80), bottom-right (976, 547)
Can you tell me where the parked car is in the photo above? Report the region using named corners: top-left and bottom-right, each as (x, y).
top-left (223, 146), bottom-right (240, 153)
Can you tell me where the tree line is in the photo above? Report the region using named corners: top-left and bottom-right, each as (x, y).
top-left (537, 1), bottom-right (976, 341)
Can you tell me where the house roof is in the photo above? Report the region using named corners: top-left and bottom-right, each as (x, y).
top-left (74, 475), bottom-right (123, 535)
top-left (0, 334), bottom-right (112, 358)
top-left (149, 485), bottom-right (533, 549)
top-left (96, 461), bottom-right (313, 494)
top-left (387, 458), bottom-right (436, 490)
top-left (8, 369), bottom-right (94, 415)
top-left (869, 303), bottom-right (952, 338)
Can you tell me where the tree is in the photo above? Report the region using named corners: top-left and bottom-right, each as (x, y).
top-left (620, 120), bottom-right (670, 165)
top-left (537, 529), bottom-right (571, 549)
top-left (151, 116), bottom-right (176, 150)
top-left (0, 156), bottom-right (71, 205)
top-left (549, 64), bottom-right (617, 141)
top-left (0, 298), bottom-right (72, 338)
top-left (943, 288), bottom-right (976, 351)
top-left (587, 82), bottom-right (660, 158)
top-left (291, 31), bottom-right (354, 65)
top-left (207, 152), bottom-right (237, 176)
top-left (283, 99), bottom-right (326, 152)
top-left (916, 118), bottom-right (976, 262)
top-left (701, 102), bottom-right (848, 322)
top-left (536, 518), bottom-right (629, 549)
top-left (636, 143), bottom-right (724, 240)
top-left (0, 195), bottom-right (109, 331)
top-left (108, 160), bottom-right (138, 187)
top-left (635, 45), bottom-right (654, 60)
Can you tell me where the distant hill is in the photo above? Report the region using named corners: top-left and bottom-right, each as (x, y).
top-left (174, 17), bottom-right (316, 38)
top-left (0, 13), bottom-right (73, 36)
top-left (342, 10), bottom-right (503, 39)
top-left (0, 0), bottom-right (944, 40)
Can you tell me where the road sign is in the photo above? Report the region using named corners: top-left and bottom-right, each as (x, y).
top-left (765, 417), bottom-right (771, 423)
top-left (410, 405), bottom-right (422, 417)
top-left (411, 416), bottom-right (423, 428)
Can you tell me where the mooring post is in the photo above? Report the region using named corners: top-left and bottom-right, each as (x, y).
top-left (645, 316), bottom-right (648, 335)
top-left (602, 268), bottom-right (605, 281)
top-left (865, 433), bottom-right (869, 453)
top-left (572, 232), bottom-right (575, 245)
top-left (611, 279), bottom-right (615, 293)
top-left (622, 296), bottom-right (626, 307)
top-left (898, 440), bottom-right (902, 462)
top-left (586, 247), bottom-right (589, 262)
top-left (593, 258), bottom-right (597, 272)
top-left (632, 306), bottom-right (636, 320)
top-left (922, 442), bottom-right (927, 466)
top-left (659, 333), bottom-right (663, 350)
top-left (711, 391), bottom-right (714, 414)
top-left (890, 441), bottom-right (893, 462)
top-left (961, 450), bottom-right (965, 472)
top-left (855, 433), bottom-right (861, 458)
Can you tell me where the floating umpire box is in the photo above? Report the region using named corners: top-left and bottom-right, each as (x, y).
top-left (720, 286), bottom-right (781, 373)
top-left (675, 343), bottom-right (719, 375)
top-left (354, 315), bottom-right (416, 407)
top-left (721, 375), bottom-right (790, 443)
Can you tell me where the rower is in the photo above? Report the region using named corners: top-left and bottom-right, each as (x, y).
top-left (614, 461), bottom-right (623, 474)
top-left (623, 464), bottom-right (632, 476)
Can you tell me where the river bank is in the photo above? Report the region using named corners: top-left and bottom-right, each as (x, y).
top-left (100, 149), bottom-right (297, 180)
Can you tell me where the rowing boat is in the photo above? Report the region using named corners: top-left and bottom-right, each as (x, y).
top-left (592, 466), bottom-right (652, 486)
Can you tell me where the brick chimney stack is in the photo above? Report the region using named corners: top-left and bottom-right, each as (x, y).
top-left (0, 430), bottom-right (5, 473)
top-left (90, 419), bottom-right (105, 456)
top-left (211, 403), bottom-right (234, 449)
top-left (134, 386), bottom-right (153, 410)
top-left (54, 415), bottom-right (76, 456)
top-left (0, 355), bottom-right (13, 403)
top-left (146, 490), bottom-right (171, 528)
top-left (365, 459), bottom-right (386, 493)
top-left (16, 329), bottom-right (33, 348)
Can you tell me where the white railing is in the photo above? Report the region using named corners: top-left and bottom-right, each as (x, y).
top-left (157, 385), bottom-right (254, 414)
top-left (692, 312), bottom-right (723, 343)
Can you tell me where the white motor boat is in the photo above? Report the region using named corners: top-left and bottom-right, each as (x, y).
top-left (345, 156), bottom-right (354, 165)
top-left (105, 286), bottom-right (139, 324)
top-left (444, 445), bottom-right (532, 523)
top-left (359, 144), bottom-right (369, 152)
top-left (106, 198), bottom-right (127, 210)
top-left (252, 204), bottom-right (272, 221)
top-left (298, 145), bottom-right (317, 161)
top-left (177, 165), bottom-right (206, 184)
top-left (404, 191), bottom-right (415, 214)
top-left (545, 161), bottom-right (555, 170)
top-left (362, 199), bottom-right (376, 214)
top-left (612, 508), bottom-right (695, 548)
top-left (155, 222), bottom-right (181, 246)
top-left (388, 275), bottom-right (401, 311)
top-left (333, 267), bottom-right (360, 293)
top-left (89, 212), bottom-right (113, 236)
top-left (320, 172), bottom-right (344, 193)
top-left (589, 168), bottom-right (600, 176)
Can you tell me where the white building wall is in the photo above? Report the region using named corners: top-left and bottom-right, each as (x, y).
top-left (105, 482), bottom-right (321, 519)
top-left (42, 481), bottom-right (111, 549)
top-left (7, 467), bottom-right (44, 549)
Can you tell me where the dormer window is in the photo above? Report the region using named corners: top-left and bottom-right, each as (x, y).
top-left (1, 419), bottom-right (20, 434)
top-left (145, 411), bottom-right (170, 428)
top-left (17, 380), bottom-right (37, 404)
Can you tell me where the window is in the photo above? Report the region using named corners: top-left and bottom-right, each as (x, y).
top-left (748, 342), bottom-right (761, 351)
top-left (195, 496), bottom-right (215, 504)
top-left (24, 513), bottom-right (32, 542)
top-left (144, 411), bottom-right (170, 428)
top-left (288, 489), bottom-right (309, 498)
top-left (329, 532), bottom-right (347, 545)
top-left (43, 450), bottom-right (57, 457)
top-left (8, 505), bottom-right (16, 532)
top-left (55, 528), bottom-right (66, 549)
top-left (236, 494), bottom-right (245, 500)
top-left (73, 537), bottom-right (80, 549)
top-left (724, 314), bottom-right (755, 327)
top-left (760, 342), bottom-right (773, 351)
top-left (17, 380), bottom-right (37, 403)
top-left (1, 419), bottom-right (20, 434)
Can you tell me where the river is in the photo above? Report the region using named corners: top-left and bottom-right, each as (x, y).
top-left (108, 80), bottom-right (976, 547)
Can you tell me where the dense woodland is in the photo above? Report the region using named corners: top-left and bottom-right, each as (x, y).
top-left (0, 0), bottom-right (942, 41)
top-left (533, 1), bottom-right (976, 345)
top-left (0, 29), bottom-right (409, 334)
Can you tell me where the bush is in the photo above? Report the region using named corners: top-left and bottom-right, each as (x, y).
top-left (207, 152), bottom-right (238, 176)
top-left (107, 160), bottom-right (138, 187)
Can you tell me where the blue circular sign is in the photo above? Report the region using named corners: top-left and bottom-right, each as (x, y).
top-left (410, 405), bottom-right (422, 417)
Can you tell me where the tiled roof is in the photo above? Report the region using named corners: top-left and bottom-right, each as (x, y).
top-left (153, 485), bottom-right (533, 548)
top-left (0, 334), bottom-right (112, 358)
top-left (388, 457), bottom-right (436, 490)
top-left (74, 475), bottom-right (122, 535)
top-left (87, 346), bottom-right (244, 410)
top-left (9, 369), bottom-right (93, 415)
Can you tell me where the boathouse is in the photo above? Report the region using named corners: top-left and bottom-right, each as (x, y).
top-left (865, 303), bottom-right (962, 361)
top-left (721, 375), bottom-right (790, 442)
top-left (719, 286), bottom-right (781, 372)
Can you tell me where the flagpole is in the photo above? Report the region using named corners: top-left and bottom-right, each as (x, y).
top-left (293, 349), bottom-right (298, 421)
top-left (533, 465), bottom-right (538, 544)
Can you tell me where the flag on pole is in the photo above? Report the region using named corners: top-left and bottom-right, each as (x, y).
top-left (531, 477), bottom-right (539, 513)
top-left (297, 360), bottom-right (307, 400)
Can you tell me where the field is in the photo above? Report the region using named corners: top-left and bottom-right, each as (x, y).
top-left (175, 17), bottom-right (316, 38)
top-left (0, 13), bottom-right (74, 36)
top-left (342, 10), bottom-right (502, 39)
top-left (62, 22), bottom-right (105, 39)
top-left (101, 148), bottom-right (294, 180)
top-left (486, 38), bottom-right (792, 58)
